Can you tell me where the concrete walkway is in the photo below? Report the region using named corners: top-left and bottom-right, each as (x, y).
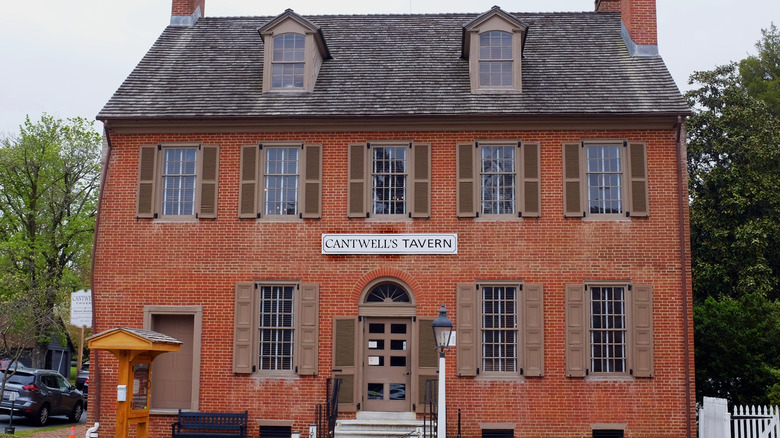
top-left (11, 424), bottom-right (87, 437)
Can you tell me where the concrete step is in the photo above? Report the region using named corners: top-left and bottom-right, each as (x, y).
top-left (334, 412), bottom-right (433, 438)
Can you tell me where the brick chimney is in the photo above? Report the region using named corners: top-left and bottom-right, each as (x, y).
top-left (171, 0), bottom-right (205, 27)
top-left (595, 0), bottom-right (658, 56)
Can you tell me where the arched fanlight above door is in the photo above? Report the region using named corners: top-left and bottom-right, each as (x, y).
top-left (359, 277), bottom-right (416, 317)
top-left (366, 283), bottom-right (411, 303)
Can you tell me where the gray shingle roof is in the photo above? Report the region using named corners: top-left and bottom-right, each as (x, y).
top-left (97, 11), bottom-right (689, 120)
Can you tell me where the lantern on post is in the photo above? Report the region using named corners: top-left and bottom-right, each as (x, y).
top-left (431, 304), bottom-right (453, 438)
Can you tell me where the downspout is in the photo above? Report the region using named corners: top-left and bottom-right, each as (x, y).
top-left (89, 120), bottom-right (114, 425)
top-left (675, 115), bottom-right (694, 437)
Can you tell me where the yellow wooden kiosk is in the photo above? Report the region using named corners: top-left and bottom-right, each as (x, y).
top-left (88, 327), bottom-right (182, 438)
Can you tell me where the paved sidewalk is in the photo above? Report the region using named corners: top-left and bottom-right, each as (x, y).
top-left (4, 424), bottom-right (87, 438)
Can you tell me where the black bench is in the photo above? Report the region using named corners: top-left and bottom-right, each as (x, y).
top-left (171, 409), bottom-right (248, 438)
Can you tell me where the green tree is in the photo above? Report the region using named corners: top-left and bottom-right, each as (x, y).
top-left (0, 114), bottom-right (101, 368)
top-left (686, 64), bottom-right (780, 303)
top-left (695, 293), bottom-right (780, 405)
top-left (687, 28), bottom-right (780, 403)
top-left (739, 23), bottom-right (780, 116)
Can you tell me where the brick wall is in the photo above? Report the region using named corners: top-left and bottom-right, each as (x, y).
top-left (90, 126), bottom-right (693, 437)
top-left (171, 0), bottom-right (204, 17)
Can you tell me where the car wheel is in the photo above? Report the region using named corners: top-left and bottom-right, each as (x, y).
top-left (69, 402), bottom-right (84, 423)
top-left (34, 403), bottom-right (50, 426)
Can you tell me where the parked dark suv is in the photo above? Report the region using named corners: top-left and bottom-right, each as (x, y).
top-left (0, 368), bottom-right (84, 426)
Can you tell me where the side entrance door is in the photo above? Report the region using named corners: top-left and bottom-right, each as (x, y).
top-left (363, 318), bottom-right (412, 412)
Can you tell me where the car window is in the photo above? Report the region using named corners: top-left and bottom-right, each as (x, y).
top-left (6, 373), bottom-right (34, 385)
top-left (41, 374), bottom-right (58, 388)
top-left (55, 374), bottom-right (70, 390)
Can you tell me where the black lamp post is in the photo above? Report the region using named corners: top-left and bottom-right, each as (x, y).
top-left (431, 304), bottom-right (453, 438)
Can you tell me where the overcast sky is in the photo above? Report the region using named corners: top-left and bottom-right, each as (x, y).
top-left (0, 0), bottom-right (777, 135)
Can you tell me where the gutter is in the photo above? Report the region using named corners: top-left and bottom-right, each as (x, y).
top-left (89, 121), bottom-right (114, 423)
top-left (675, 115), bottom-right (694, 437)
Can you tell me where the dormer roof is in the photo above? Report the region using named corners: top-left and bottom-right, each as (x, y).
top-left (462, 6), bottom-right (528, 59)
top-left (257, 8), bottom-right (331, 60)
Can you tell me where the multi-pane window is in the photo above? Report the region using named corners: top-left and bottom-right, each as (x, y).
top-left (481, 285), bottom-right (518, 373)
top-left (264, 147), bottom-right (299, 215)
top-left (589, 286), bottom-right (627, 374)
top-left (586, 145), bottom-right (623, 215)
top-left (479, 31), bottom-right (513, 88)
top-left (258, 285), bottom-right (295, 371)
top-left (372, 146), bottom-right (407, 215)
top-left (480, 145), bottom-right (516, 215)
top-left (272, 33), bottom-right (305, 89)
top-left (161, 148), bottom-right (197, 216)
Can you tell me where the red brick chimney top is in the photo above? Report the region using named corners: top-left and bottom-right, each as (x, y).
top-left (595, 0), bottom-right (658, 54)
top-left (172, 0), bottom-right (204, 17)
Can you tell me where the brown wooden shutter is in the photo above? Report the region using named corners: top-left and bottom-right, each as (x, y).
top-left (296, 283), bottom-right (319, 376)
top-left (233, 282), bottom-right (256, 374)
top-left (631, 285), bottom-right (654, 377)
top-left (565, 284), bottom-right (587, 377)
top-left (198, 144), bottom-right (219, 219)
top-left (563, 143), bottom-right (583, 217)
top-left (522, 142), bottom-right (541, 217)
top-left (416, 317), bottom-right (438, 413)
top-left (347, 143), bottom-right (366, 218)
top-left (410, 143), bottom-right (431, 218)
top-left (523, 283), bottom-right (544, 377)
top-left (238, 145), bottom-right (259, 219)
top-left (457, 143), bottom-right (477, 217)
top-left (332, 317), bottom-right (358, 412)
top-left (628, 142), bottom-right (649, 217)
top-left (136, 145), bottom-right (158, 218)
top-left (301, 144), bottom-right (322, 219)
top-left (456, 283), bottom-right (478, 376)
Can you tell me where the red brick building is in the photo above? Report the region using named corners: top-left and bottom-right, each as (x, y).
top-left (92, 0), bottom-right (694, 436)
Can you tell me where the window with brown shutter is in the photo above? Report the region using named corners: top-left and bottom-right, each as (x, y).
top-left (232, 281), bottom-right (320, 377)
top-left (562, 140), bottom-right (650, 219)
top-left (136, 143), bottom-right (220, 220)
top-left (565, 282), bottom-right (654, 378)
top-left (456, 281), bottom-right (544, 378)
top-left (347, 141), bottom-right (430, 219)
top-left (237, 142), bottom-right (322, 220)
top-left (457, 141), bottom-right (540, 219)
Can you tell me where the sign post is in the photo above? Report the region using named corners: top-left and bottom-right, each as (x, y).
top-left (71, 290), bottom-right (92, 370)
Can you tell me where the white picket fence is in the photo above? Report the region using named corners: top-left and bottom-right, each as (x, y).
top-left (699, 397), bottom-right (780, 438)
top-left (732, 405), bottom-right (780, 438)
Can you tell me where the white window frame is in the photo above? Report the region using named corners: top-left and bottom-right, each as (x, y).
top-left (583, 142), bottom-right (627, 220)
top-left (159, 145), bottom-right (198, 219)
top-left (262, 145), bottom-right (300, 217)
top-left (271, 33), bottom-right (305, 90)
top-left (479, 282), bottom-right (521, 376)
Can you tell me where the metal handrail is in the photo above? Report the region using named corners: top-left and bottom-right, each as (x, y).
top-left (423, 378), bottom-right (438, 438)
top-left (315, 378), bottom-right (341, 438)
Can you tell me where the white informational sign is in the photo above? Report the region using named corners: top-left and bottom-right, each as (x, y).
top-left (322, 233), bottom-right (458, 255)
top-left (70, 289), bottom-right (92, 327)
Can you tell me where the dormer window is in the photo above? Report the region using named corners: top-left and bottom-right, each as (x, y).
top-left (272, 33), bottom-right (305, 89)
top-left (259, 9), bottom-right (331, 93)
top-left (463, 6), bottom-right (526, 94)
top-left (479, 31), bottom-right (513, 88)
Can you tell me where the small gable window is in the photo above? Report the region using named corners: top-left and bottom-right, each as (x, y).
top-left (272, 33), bottom-right (305, 89)
top-left (259, 9), bottom-right (331, 93)
top-left (479, 31), bottom-right (513, 88)
top-left (463, 6), bottom-right (526, 94)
